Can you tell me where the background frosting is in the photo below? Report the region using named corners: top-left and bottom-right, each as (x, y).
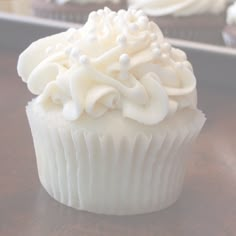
top-left (17, 8), bottom-right (197, 125)
top-left (50, 0), bottom-right (119, 5)
top-left (129, 0), bottom-right (227, 16)
top-left (227, 1), bottom-right (236, 24)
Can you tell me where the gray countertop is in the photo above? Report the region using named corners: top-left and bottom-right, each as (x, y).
top-left (0, 13), bottom-right (236, 236)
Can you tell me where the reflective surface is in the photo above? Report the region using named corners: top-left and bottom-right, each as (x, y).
top-left (0, 1), bottom-right (234, 47)
top-left (0, 20), bottom-right (236, 236)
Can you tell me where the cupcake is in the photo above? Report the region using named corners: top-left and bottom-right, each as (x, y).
top-left (223, 1), bottom-right (236, 47)
top-left (17, 8), bottom-right (205, 215)
top-left (128, 0), bottom-right (227, 45)
top-left (32, 0), bottom-right (127, 23)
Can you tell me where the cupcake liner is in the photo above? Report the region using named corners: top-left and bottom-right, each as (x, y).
top-left (26, 102), bottom-right (205, 215)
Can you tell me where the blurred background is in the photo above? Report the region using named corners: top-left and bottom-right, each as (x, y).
top-left (0, 0), bottom-right (236, 47)
top-left (0, 0), bottom-right (31, 16)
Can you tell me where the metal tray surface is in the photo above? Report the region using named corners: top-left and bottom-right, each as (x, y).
top-left (0, 14), bottom-right (236, 236)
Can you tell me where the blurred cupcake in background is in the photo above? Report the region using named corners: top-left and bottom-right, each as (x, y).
top-left (32, 0), bottom-right (127, 23)
top-left (223, 1), bottom-right (236, 47)
top-left (128, 0), bottom-right (227, 45)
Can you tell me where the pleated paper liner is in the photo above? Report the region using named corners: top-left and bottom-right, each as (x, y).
top-left (26, 100), bottom-right (205, 215)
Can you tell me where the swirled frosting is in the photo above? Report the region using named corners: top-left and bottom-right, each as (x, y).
top-left (49, 0), bottom-right (119, 5)
top-left (17, 8), bottom-right (197, 125)
top-left (129, 0), bottom-right (226, 17)
top-left (227, 1), bottom-right (236, 25)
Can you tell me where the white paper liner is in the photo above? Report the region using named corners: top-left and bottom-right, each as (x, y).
top-left (26, 101), bottom-right (205, 215)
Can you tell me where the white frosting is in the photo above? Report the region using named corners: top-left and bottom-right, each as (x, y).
top-left (129, 0), bottom-right (226, 17)
top-left (50, 0), bottom-right (119, 5)
top-left (227, 1), bottom-right (236, 25)
top-left (17, 8), bottom-right (197, 125)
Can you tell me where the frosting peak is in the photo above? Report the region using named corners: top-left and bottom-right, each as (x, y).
top-left (17, 8), bottom-right (197, 125)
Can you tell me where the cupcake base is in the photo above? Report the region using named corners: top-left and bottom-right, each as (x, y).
top-left (32, 0), bottom-right (127, 23)
top-left (26, 101), bottom-right (205, 215)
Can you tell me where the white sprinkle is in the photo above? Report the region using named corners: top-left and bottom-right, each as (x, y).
top-left (118, 9), bottom-right (126, 16)
top-left (119, 54), bottom-right (130, 67)
top-left (129, 23), bottom-right (139, 32)
top-left (172, 48), bottom-right (187, 60)
top-left (104, 7), bottom-right (111, 14)
top-left (119, 54), bottom-right (130, 80)
top-left (151, 33), bottom-right (157, 41)
top-left (136, 9), bottom-right (145, 17)
top-left (153, 48), bottom-right (161, 59)
top-left (46, 46), bottom-right (53, 55)
top-left (175, 62), bottom-right (183, 69)
top-left (151, 42), bottom-right (158, 49)
top-left (97, 9), bottom-right (104, 16)
top-left (116, 35), bottom-right (127, 46)
top-left (183, 61), bottom-right (192, 70)
top-left (161, 42), bottom-right (171, 53)
top-left (88, 34), bottom-right (97, 42)
top-left (64, 46), bottom-right (72, 55)
top-left (79, 55), bottom-right (90, 65)
top-left (70, 48), bottom-right (80, 59)
top-left (89, 11), bottom-right (98, 20)
top-left (161, 54), bottom-right (169, 62)
top-left (138, 16), bottom-right (148, 29)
